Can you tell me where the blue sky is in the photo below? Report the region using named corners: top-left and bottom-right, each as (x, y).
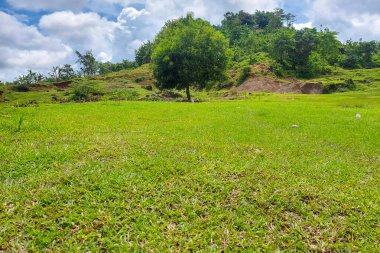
top-left (1, 0), bottom-right (380, 81)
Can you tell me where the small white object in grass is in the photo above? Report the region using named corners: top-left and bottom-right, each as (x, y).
top-left (356, 114), bottom-right (362, 118)
top-left (292, 125), bottom-right (300, 128)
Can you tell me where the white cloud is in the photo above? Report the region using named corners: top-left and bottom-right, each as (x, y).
top-left (293, 22), bottom-right (313, 30)
top-left (39, 11), bottom-right (119, 61)
top-left (306, 0), bottom-right (380, 41)
top-left (0, 11), bottom-right (72, 82)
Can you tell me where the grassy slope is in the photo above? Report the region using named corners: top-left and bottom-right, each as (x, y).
top-left (309, 67), bottom-right (380, 93)
top-left (2, 65), bottom-right (380, 105)
top-left (0, 65), bottom-right (156, 105)
top-left (0, 92), bottom-right (379, 251)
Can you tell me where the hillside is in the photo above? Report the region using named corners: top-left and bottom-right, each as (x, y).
top-left (1, 65), bottom-right (380, 106)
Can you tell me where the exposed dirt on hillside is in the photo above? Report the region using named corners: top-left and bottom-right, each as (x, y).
top-left (53, 81), bottom-right (71, 89)
top-left (237, 77), bottom-right (323, 94)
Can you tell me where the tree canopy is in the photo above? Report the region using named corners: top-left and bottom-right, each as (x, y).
top-left (152, 13), bottom-right (230, 101)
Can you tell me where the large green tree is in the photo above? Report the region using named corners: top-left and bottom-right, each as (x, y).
top-left (152, 14), bottom-right (230, 101)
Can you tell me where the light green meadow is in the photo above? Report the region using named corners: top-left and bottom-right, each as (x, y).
top-left (0, 91), bottom-right (379, 251)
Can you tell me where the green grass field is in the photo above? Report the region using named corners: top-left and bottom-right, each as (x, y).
top-left (0, 91), bottom-right (379, 251)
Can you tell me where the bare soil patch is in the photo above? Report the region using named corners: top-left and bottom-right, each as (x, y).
top-left (53, 81), bottom-right (72, 90)
top-left (238, 77), bottom-right (323, 94)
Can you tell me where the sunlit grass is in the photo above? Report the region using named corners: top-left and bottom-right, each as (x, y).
top-left (0, 91), bottom-right (379, 251)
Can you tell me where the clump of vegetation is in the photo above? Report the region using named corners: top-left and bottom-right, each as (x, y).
top-left (109, 89), bottom-right (139, 101)
top-left (323, 79), bottom-right (357, 93)
top-left (0, 83), bottom-right (4, 96)
top-left (134, 77), bottom-right (145, 83)
top-left (98, 60), bottom-right (137, 75)
top-left (47, 64), bottom-right (77, 82)
top-left (12, 70), bottom-right (44, 92)
top-left (237, 65), bottom-right (251, 85)
top-left (70, 85), bottom-right (104, 102)
top-left (14, 100), bottom-right (39, 107)
top-left (149, 89), bottom-right (183, 101)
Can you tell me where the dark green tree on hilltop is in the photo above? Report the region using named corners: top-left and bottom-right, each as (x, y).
top-left (152, 14), bottom-right (230, 101)
top-left (135, 41), bottom-right (153, 66)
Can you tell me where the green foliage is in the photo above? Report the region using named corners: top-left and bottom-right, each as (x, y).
top-left (323, 78), bottom-right (357, 93)
top-left (13, 70), bottom-right (45, 91)
top-left (15, 116), bottom-right (23, 132)
top-left (98, 60), bottom-right (136, 75)
top-left (270, 29), bottom-right (296, 69)
top-left (317, 28), bottom-right (342, 72)
top-left (109, 89), bottom-right (139, 101)
top-left (249, 52), bottom-right (273, 65)
top-left (152, 13), bottom-right (230, 100)
top-left (341, 40), bottom-right (380, 69)
top-left (372, 53), bottom-right (380, 67)
top-left (269, 61), bottom-right (285, 77)
top-left (48, 64), bottom-right (77, 82)
top-left (71, 85), bottom-right (104, 102)
top-left (219, 9), bottom-right (294, 46)
top-left (237, 65), bottom-right (251, 84)
top-left (134, 77), bottom-right (145, 83)
top-left (135, 41), bottom-right (153, 66)
top-left (75, 50), bottom-right (98, 76)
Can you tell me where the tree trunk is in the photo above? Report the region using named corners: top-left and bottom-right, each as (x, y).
top-left (186, 85), bottom-right (191, 102)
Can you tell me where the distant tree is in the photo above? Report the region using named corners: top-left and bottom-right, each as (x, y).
top-left (49, 64), bottom-right (76, 81)
top-left (357, 40), bottom-right (379, 68)
top-left (152, 13), bottom-right (230, 101)
top-left (98, 60), bottom-right (137, 75)
top-left (75, 50), bottom-right (98, 76)
top-left (13, 70), bottom-right (45, 91)
top-left (340, 40), bottom-right (379, 69)
top-left (49, 66), bottom-right (61, 81)
top-left (98, 62), bottom-right (112, 75)
top-left (317, 28), bottom-right (341, 72)
top-left (292, 28), bottom-right (319, 77)
top-left (135, 41), bottom-right (153, 66)
top-left (270, 29), bottom-right (296, 69)
top-left (60, 64), bottom-right (76, 80)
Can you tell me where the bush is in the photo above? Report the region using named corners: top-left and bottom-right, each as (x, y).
top-left (71, 85), bottom-right (104, 102)
top-left (12, 84), bottom-right (30, 92)
top-left (109, 90), bottom-right (139, 101)
top-left (269, 62), bottom-right (285, 77)
top-left (323, 79), bottom-right (357, 93)
top-left (134, 77), bottom-right (146, 83)
top-left (249, 52), bottom-right (273, 65)
top-left (237, 66), bottom-right (251, 85)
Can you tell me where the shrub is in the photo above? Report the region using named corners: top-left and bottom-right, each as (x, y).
top-left (134, 77), bottom-right (146, 83)
top-left (237, 66), bottom-right (251, 85)
top-left (323, 79), bottom-right (357, 93)
top-left (71, 85), bottom-right (104, 102)
top-left (109, 90), bottom-right (139, 101)
top-left (270, 62), bottom-right (285, 77)
top-left (12, 84), bottom-right (30, 92)
top-left (249, 52), bottom-right (273, 65)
